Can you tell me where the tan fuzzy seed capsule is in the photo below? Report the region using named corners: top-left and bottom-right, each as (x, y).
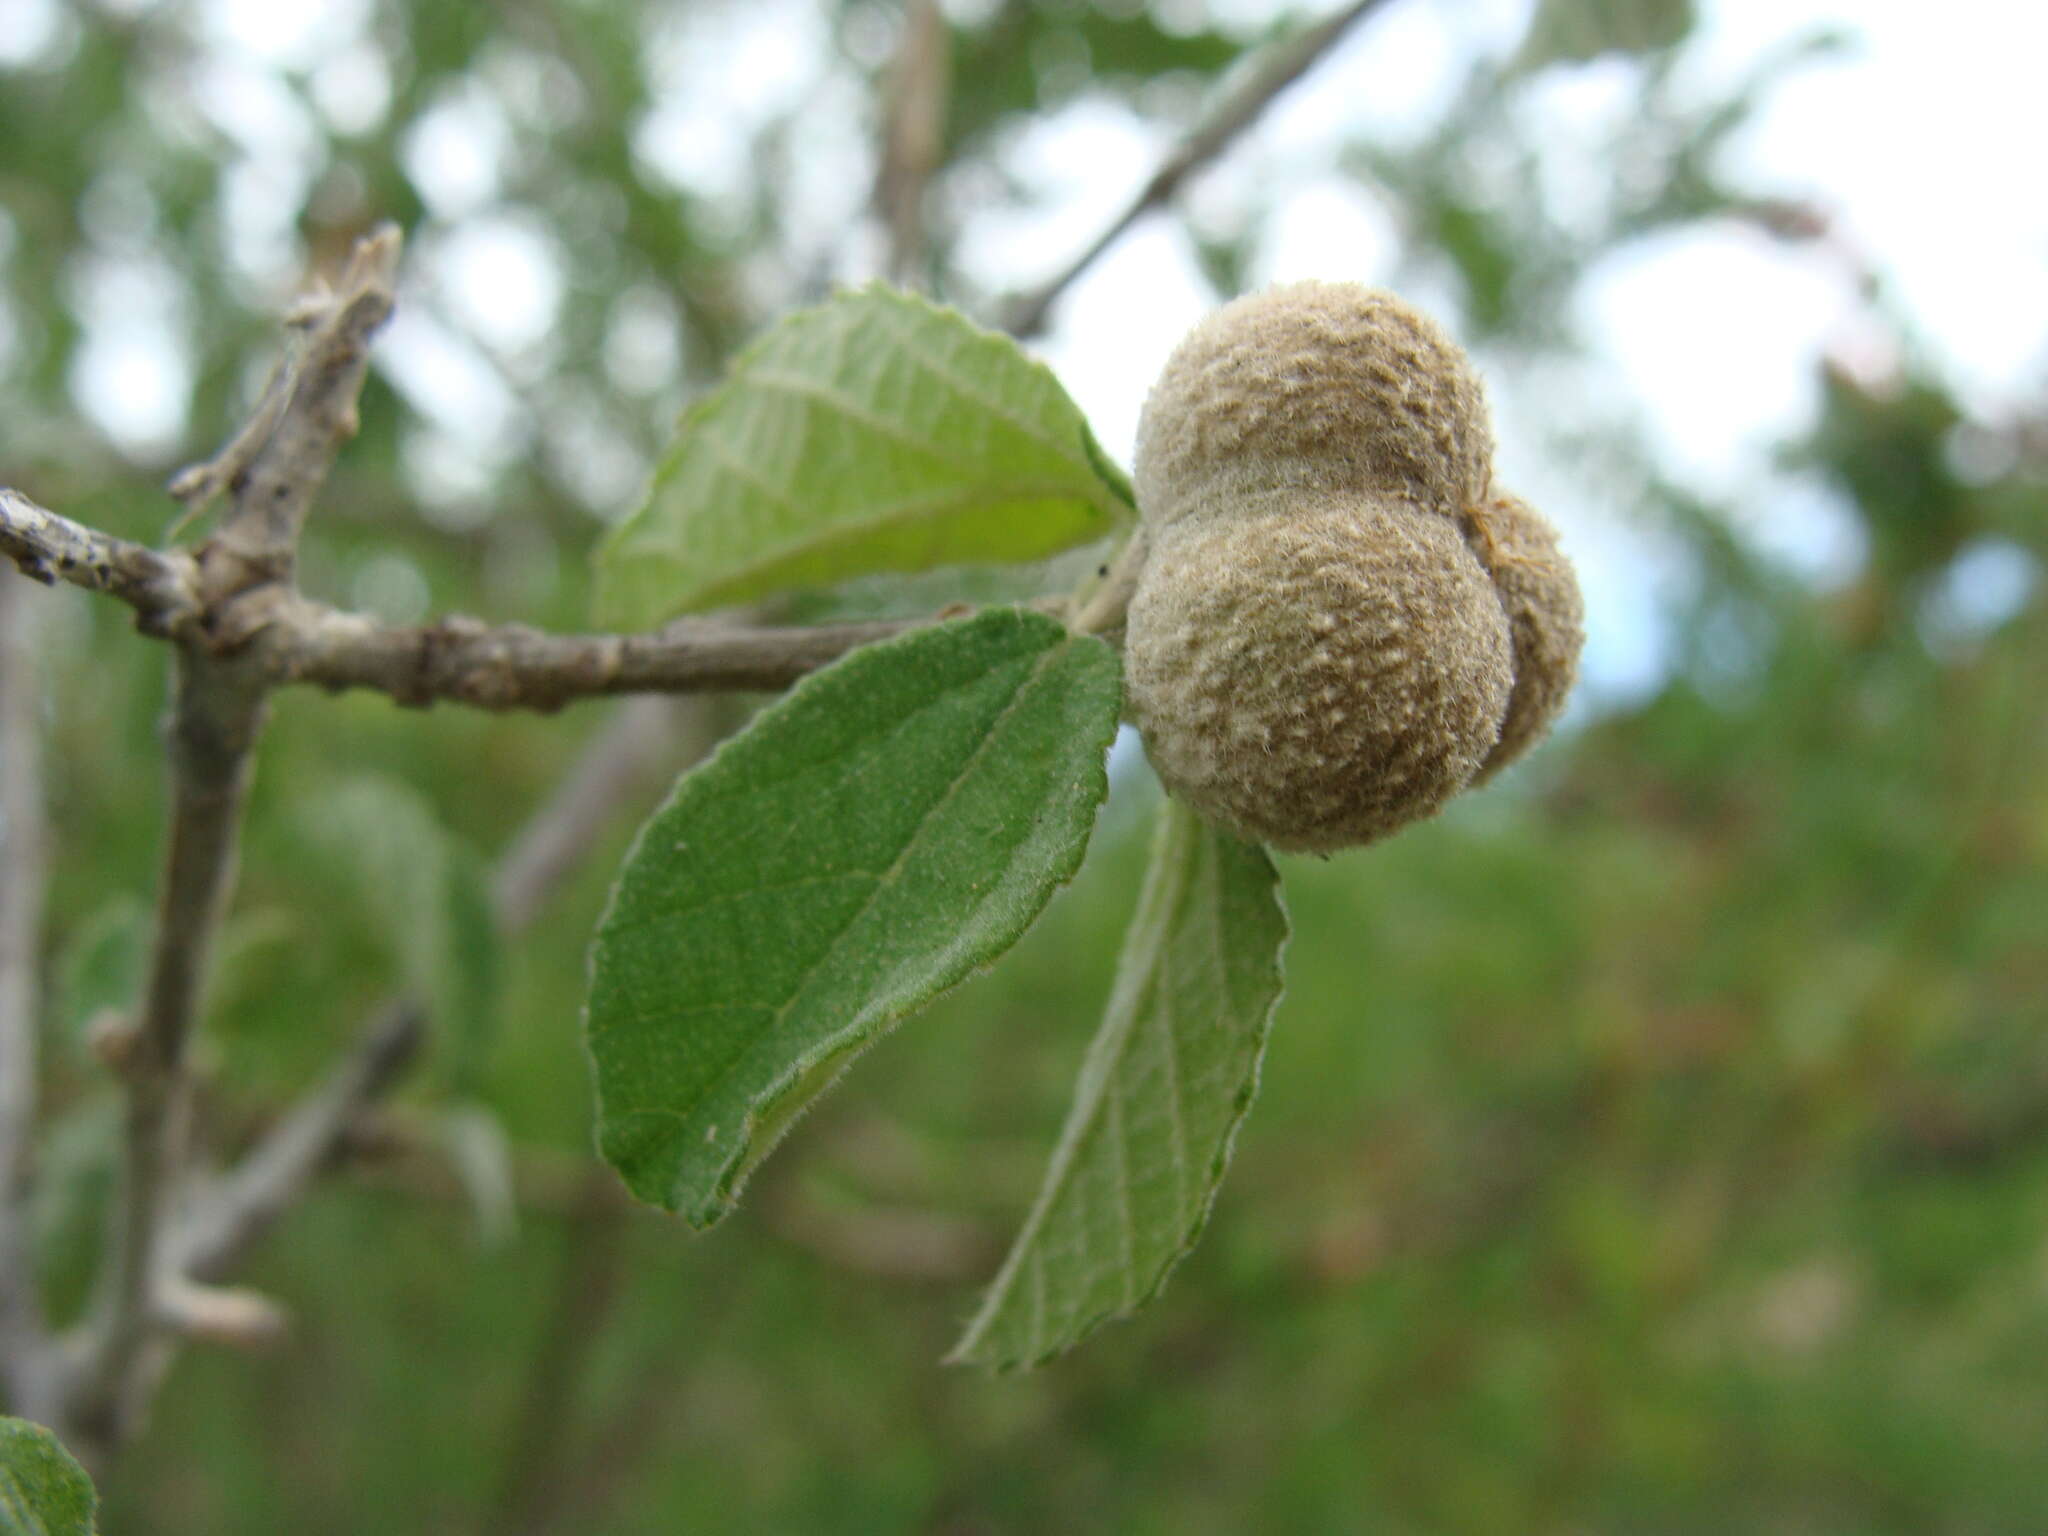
top-left (1124, 282), bottom-right (1582, 851)
top-left (1124, 495), bottom-right (1514, 853)
top-left (1464, 491), bottom-right (1586, 782)
top-left (1134, 281), bottom-right (1494, 530)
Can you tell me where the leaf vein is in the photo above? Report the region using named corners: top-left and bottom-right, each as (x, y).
top-left (870, 300), bottom-right (1089, 471)
top-left (646, 637), bottom-right (1072, 1174)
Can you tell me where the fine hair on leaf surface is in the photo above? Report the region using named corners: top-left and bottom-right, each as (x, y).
top-left (585, 608), bottom-right (1122, 1226)
top-left (0, 1418), bottom-right (98, 1535)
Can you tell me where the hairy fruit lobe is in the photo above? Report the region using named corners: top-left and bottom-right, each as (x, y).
top-left (1123, 282), bottom-right (1584, 853)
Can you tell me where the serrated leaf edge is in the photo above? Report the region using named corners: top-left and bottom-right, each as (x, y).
top-left (582, 608), bottom-right (1122, 1226)
top-left (948, 801), bottom-right (1288, 1369)
top-left (595, 284), bottom-right (1133, 625)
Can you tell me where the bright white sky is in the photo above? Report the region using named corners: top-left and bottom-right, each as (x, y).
top-left (10, 0), bottom-right (2045, 697)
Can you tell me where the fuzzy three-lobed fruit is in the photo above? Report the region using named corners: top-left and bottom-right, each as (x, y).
top-left (1123, 281), bottom-right (1584, 853)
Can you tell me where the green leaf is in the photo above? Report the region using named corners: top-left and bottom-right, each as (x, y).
top-left (440, 1103), bottom-right (518, 1249)
top-left (0, 1418), bottom-right (97, 1536)
top-left (593, 286), bottom-right (1131, 628)
top-left (204, 907), bottom-right (303, 1034)
top-left (29, 1097), bottom-right (122, 1328)
top-left (52, 899), bottom-right (148, 1054)
top-left (949, 799), bottom-right (1288, 1370)
top-left (297, 777), bottom-right (503, 1094)
top-left (439, 843), bottom-right (504, 1095)
top-left (1515, 0), bottom-right (1696, 69)
top-left (55, 901), bottom-right (296, 1066)
top-left (586, 609), bottom-right (1121, 1225)
top-left (945, 9), bottom-right (1246, 155)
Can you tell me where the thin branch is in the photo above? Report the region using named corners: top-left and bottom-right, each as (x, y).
top-left (161, 297), bottom-right (323, 522)
top-left (152, 1278), bottom-right (291, 1351)
top-left (69, 226), bottom-right (403, 1460)
top-left (76, 645), bottom-right (270, 1442)
top-left (0, 489), bottom-right (200, 633)
top-left (250, 595), bottom-right (935, 709)
top-left (1069, 527), bottom-right (1148, 640)
top-left (1001, 0), bottom-right (1393, 336)
top-left (172, 1003), bottom-right (426, 1284)
top-left (875, 0), bottom-right (952, 286)
top-left (193, 693), bottom-right (717, 1525)
top-left (2, 493), bottom-right (1057, 711)
top-left (0, 577), bottom-right (61, 1420)
top-left (197, 227), bottom-right (403, 564)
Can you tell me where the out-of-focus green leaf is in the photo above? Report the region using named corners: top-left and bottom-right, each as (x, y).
top-left (1516, 0), bottom-right (1696, 69)
top-left (946, 8), bottom-right (1245, 153)
top-left (297, 777), bottom-right (503, 1093)
top-left (204, 908), bottom-right (303, 1036)
top-left (950, 799), bottom-right (1288, 1369)
top-left (440, 1104), bottom-right (518, 1249)
top-left (440, 844), bottom-right (503, 1095)
top-left (1789, 364), bottom-right (1977, 583)
top-left (586, 609), bottom-right (1120, 1226)
top-left (52, 899), bottom-right (148, 1052)
top-left (593, 286), bottom-right (1130, 628)
top-left (0, 1417), bottom-right (97, 1535)
top-left (28, 1097), bottom-right (121, 1329)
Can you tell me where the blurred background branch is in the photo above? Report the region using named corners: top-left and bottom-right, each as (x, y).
top-left (67, 226), bottom-right (402, 1468)
top-left (1002, 0), bottom-right (1393, 336)
top-left (0, 574), bottom-right (60, 1425)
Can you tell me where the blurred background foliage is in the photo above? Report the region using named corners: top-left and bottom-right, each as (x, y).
top-left (2, 0), bottom-right (2045, 1530)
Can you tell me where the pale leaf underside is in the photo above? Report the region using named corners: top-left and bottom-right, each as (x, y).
top-left (596, 286), bottom-right (1130, 628)
top-left (950, 798), bottom-right (1288, 1369)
